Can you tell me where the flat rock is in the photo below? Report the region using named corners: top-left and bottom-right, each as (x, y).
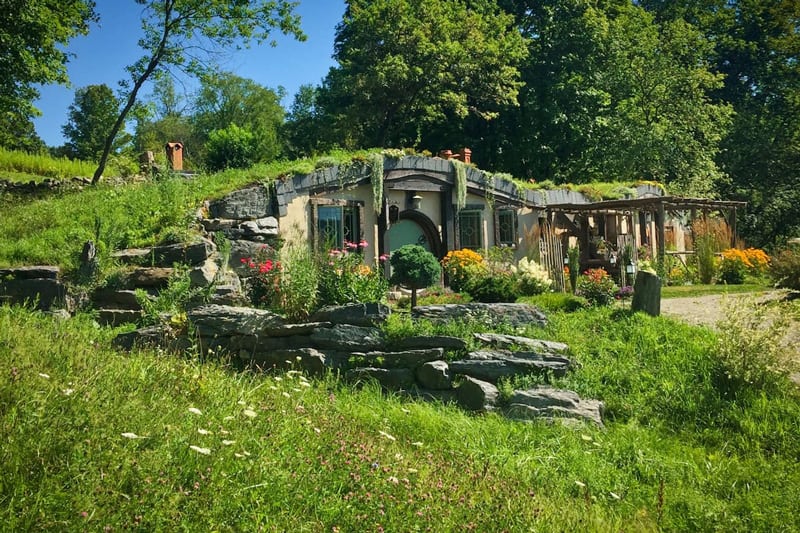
top-left (209, 184), bottom-right (272, 220)
top-left (0, 266), bottom-right (60, 280)
top-left (127, 267), bottom-right (173, 288)
top-left (0, 278), bottom-right (66, 310)
top-left (97, 309), bottom-right (143, 327)
top-left (456, 376), bottom-right (499, 412)
top-left (91, 289), bottom-right (143, 310)
top-left (473, 333), bottom-right (568, 354)
top-left (416, 360), bottom-right (452, 390)
top-left (449, 351), bottom-right (571, 382)
top-left (242, 347), bottom-right (327, 376)
top-left (112, 325), bottom-right (190, 352)
top-left (396, 335), bottom-right (467, 351)
top-left (504, 386), bottom-right (604, 427)
top-left (350, 348), bottom-right (444, 369)
top-left (263, 321), bottom-right (332, 337)
top-left (346, 367), bottom-right (415, 390)
top-left (188, 304), bottom-right (285, 337)
top-left (189, 259), bottom-right (219, 288)
top-left (310, 324), bottom-right (383, 350)
top-left (309, 303), bottom-right (390, 326)
top-left (412, 303), bottom-right (547, 328)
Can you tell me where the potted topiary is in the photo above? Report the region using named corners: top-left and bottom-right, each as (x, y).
top-left (389, 245), bottom-right (442, 308)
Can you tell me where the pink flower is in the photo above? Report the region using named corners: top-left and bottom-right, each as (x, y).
top-left (359, 239), bottom-right (368, 248)
top-left (379, 253), bottom-right (390, 262)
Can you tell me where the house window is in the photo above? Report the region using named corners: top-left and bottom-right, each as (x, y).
top-left (317, 205), bottom-right (360, 249)
top-left (458, 210), bottom-right (483, 249)
top-left (497, 209), bottom-right (517, 246)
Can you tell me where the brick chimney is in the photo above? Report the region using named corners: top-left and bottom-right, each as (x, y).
top-left (459, 148), bottom-right (472, 165)
top-left (438, 149), bottom-right (453, 160)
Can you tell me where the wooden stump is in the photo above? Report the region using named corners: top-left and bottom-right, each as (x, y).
top-left (632, 271), bottom-right (661, 316)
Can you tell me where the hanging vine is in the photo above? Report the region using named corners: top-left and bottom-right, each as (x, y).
top-left (368, 152), bottom-right (384, 214)
top-left (453, 159), bottom-right (467, 211)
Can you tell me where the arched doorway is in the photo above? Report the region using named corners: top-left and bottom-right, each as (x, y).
top-left (384, 210), bottom-right (442, 258)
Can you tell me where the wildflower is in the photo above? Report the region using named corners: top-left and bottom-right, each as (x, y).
top-left (197, 429), bottom-right (211, 435)
top-left (38, 373), bottom-right (50, 379)
top-left (379, 253), bottom-right (390, 262)
top-left (282, 392), bottom-right (291, 398)
top-left (189, 445), bottom-right (211, 455)
top-left (121, 432), bottom-right (140, 439)
top-left (222, 440), bottom-right (236, 446)
top-left (575, 480), bottom-right (586, 488)
top-left (243, 409), bottom-right (257, 418)
top-left (610, 492), bottom-right (621, 500)
top-left (299, 381), bottom-right (311, 388)
top-left (387, 476), bottom-right (399, 484)
top-left (313, 427), bottom-right (321, 434)
top-left (411, 441), bottom-right (423, 447)
top-left (188, 407), bottom-right (203, 416)
top-left (378, 430), bottom-right (396, 441)
top-left (62, 388), bottom-right (75, 395)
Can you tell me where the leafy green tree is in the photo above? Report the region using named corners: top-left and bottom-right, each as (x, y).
top-left (205, 124), bottom-right (256, 171)
top-left (282, 84), bottom-right (325, 158)
top-left (489, 1), bottom-right (730, 195)
top-left (317, 0), bottom-right (527, 149)
top-left (62, 84), bottom-right (127, 161)
top-left (0, 0), bottom-right (97, 149)
top-left (91, 0), bottom-right (304, 183)
top-left (389, 244), bottom-right (441, 308)
top-left (0, 113), bottom-right (45, 154)
top-left (192, 72), bottom-right (285, 165)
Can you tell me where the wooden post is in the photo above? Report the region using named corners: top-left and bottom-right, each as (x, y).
top-left (656, 202), bottom-right (666, 262)
top-left (730, 207), bottom-right (738, 248)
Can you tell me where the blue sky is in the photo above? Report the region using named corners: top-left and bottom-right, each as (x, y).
top-left (33, 0), bottom-right (346, 147)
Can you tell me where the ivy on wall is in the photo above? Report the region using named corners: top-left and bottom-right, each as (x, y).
top-left (368, 152), bottom-right (384, 214)
top-left (453, 159), bottom-right (467, 211)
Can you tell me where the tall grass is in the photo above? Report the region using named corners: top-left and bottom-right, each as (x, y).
top-left (2, 305), bottom-right (799, 531)
top-left (0, 147), bottom-right (96, 180)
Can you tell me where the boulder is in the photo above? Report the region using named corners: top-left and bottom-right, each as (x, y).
top-left (310, 324), bottom-right (384, 350)
top-left (188, 304), bottom-right (285, 337)
top-left (456, 376), bottom-right (499, 412)
top-left (504, 387), bottom-right (604, 427)
top-left (416, 360), bottom-right (452, 390)
top-left (208, 184), bottom-right (272, 219)
top-left (91, 289), bottom-right (143, 310)
top-left (412, 303), bottom-right (547, 328)
top-left (112, 325), bottom-right (189, 352)
top-left (189, 259), bottom-right (219, 288)
top-left (350, 348), bottom-right (444, 369)
top-left (346, 367), bottom-right (415, 390)
top-left (473, 333), bottom-right (568, 354)
top-left (309, 303), bottom-right (390, 326)
top-left (263, 322), bottom-right (332, 337)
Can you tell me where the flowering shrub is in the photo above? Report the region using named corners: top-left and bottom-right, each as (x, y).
top-left (510, 257), bottom-right (552, 296)
top-left (441, 249), bottom-right (486, 292)
top-left (242, 253), bottom-right (283, 309)
top-left (718, 248), bottom-right (769, 284)
top-left (318, 241), bottom-right (388, 306)
top-left (576, 268), bottom-right (618, 306)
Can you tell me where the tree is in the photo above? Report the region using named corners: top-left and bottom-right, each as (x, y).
top-left (389, 245), bottom-right (441, 308)
top-left (282, 84), bottom-right (325, 158)
top-left (317, 0), bottom-right (527, 150)
top-left (91, 0), bottom-right (304, 183)
top-left (192, 72), bottom-right (285, 165)
top-left (205, 123), bottom-right (256, 171)
top-left (62, 84), bottom-right (126, 160)
top-left (0, 0), bottom-right (97, 149)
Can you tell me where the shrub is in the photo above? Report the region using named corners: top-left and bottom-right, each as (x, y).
top-left (576, 268), bottom-right (617, 306)
top-left (716, 296), bottom-right (797, 388)
top-left (770, 247), bottom-right (800, 291)
top-left (695, 234), bottom-right (717, 284)
top-left (466, 272), bottom-right (519, 303)
top-left (717, 249), bottom-right (748, 284)
top-left (441, 249), bottom-right (486, 292)
top-left (319, 241), bottom-right (388, 307)
top-left (510, 257), bottom-right (552, 296)
top-left (241, 248), bottom-right (283, 310)
top-left (277, 244), bottom-right (319, 321)
top-left (205, 124), bottom-right (256, 171)
top-left (390, 244), bottom-right (441, 308)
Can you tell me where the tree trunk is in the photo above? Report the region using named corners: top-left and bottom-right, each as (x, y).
top-left (411, 288), bottom-right (418, 309)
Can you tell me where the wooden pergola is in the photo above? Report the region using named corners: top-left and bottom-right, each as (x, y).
top-left (545, 196), bottom-right (747, 271)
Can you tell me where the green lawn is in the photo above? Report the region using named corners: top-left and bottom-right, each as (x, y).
top-left (661, 282), bottom-right (770, 298)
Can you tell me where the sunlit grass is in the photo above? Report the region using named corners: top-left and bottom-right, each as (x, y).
top-left (2, 305), bottom-right (799, 531)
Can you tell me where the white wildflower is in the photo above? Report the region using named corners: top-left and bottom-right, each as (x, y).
top-left (62, 388), bottom-right (75, 395)
top-left (282, 392), bottom-right (291, 398)
top-left (575, 481), bottom-right (586, 488)
top-left (187, 407), bottom-right (203, 416)
top-left (411, 441), bottom-right (423, 447)
top-left (243, 409), bottom-right (257, 418)
top-left (189, 445), bottom-right (211, 455)
top-left (197, 429), bottom-right (211, 435)
top-left (378, 430), bottom-right (396, 441)
top-left (222, 440), bottom-right (236, 446)
top-left (38, 373), bottom-right (50, 379)
top-left (121, 432), bottom-right (140, 439)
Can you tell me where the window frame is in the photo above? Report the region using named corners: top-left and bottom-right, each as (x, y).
top-left (310, 198), bottom-right (365, 251)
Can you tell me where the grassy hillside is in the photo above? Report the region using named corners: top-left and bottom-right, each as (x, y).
top-left (2, 305), bottom-right (799, 531)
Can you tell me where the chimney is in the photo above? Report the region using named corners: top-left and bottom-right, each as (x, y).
top-left (438, 149), bottom-right (453, 160)
top-left (459, 147), bottom-right (472, 165)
